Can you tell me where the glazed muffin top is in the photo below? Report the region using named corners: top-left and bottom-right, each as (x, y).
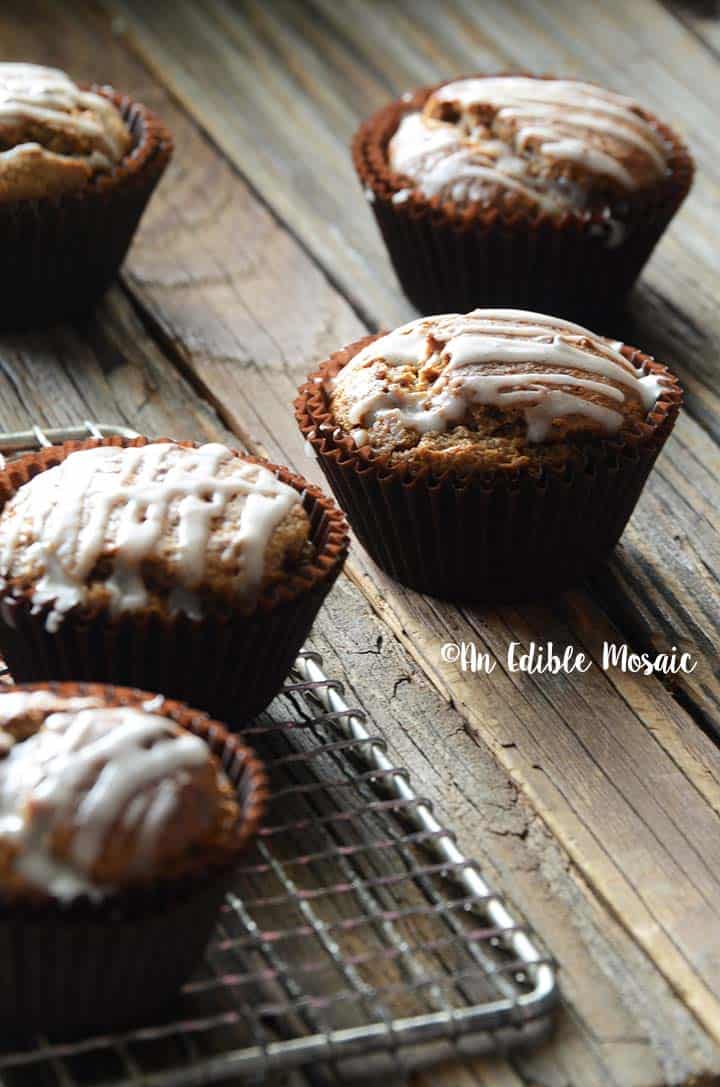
top-left (388, 76), bottom-right (673, 217)
top-left (0, 689), bottom-right (241, 900)
top-left (0, 62), bottom-right (132, 201)
top-left (0, 441), bottom-right (312, 631)
top-left (328, 309), bottom-right (667, 475)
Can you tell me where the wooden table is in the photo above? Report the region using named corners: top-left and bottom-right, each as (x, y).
top-left (2, 2), bottom-right (720, 1084)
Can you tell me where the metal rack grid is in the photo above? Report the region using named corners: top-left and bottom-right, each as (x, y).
top-left (0, 424), bottom-right (558, 1085)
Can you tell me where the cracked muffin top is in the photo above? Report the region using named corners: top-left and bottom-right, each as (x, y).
top-left (328, 309), bottom-right (666, 475)
top-left (0, 62), bottom-right (132, 201)
top-left (0, 441), bottom-right (312, 631)
top-left (0, 690), bottom-right (242, 901)
top-left (389, 76), bottom-right (673, 219)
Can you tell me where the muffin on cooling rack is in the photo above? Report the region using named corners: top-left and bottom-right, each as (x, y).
top-left (353, 75), bottom-right (693, 318)
top-left (296, 308), bottom-right (682, 601)
top-left (0, 437), bottom-right (348, 723)
top-left (0, 681), bottom-right (266, 1034)
top-left (0, 62), bottom-right (172, 328)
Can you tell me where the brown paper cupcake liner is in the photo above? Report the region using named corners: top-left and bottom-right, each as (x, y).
top-left (0, 87), bottom-right (172, 330)
top-left (0, 437), bottom-right (349, 724)
top-left (0, 680), bottom-right (268, 1037)
top-left (353, 77), bottom-right (694, 320)
top-left (295, 336), bottom-right (682, 602)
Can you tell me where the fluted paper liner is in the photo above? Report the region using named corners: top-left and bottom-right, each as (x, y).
top-left (352, 77), bottom-right (694, 319)
top-left (0, 437), bottom-right (349, 723)
top-left (295, 335), bottom-right (682, 602)
top-left (0, 87), bottom-right (173, 329)
top-left (0, 680), bottom-right (268, 1036)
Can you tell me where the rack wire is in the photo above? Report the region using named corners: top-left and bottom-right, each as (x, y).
top-left (0, 423), bottom-right (558, 1085)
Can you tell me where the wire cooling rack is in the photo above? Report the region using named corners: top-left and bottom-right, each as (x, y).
top-left (0, 423), bottom-right (558, 1085)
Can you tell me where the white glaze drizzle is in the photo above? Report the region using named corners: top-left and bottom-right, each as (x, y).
top-left (389, 76), bottom-right (669, 212)
top-left (0, 690), bottom-right (103, 729)
top-left (0, 141), bottom-right (113, 173)
top-left (0, 63), bottom-right (127, 163)
top-left (0, 702), bottom-right (210, 900)
top-left (0, 443), bottom-right (302, 632)
top-left (336, 309), bottom-right (663, 444)
top-left (389, 112), bottom-right (569, 212)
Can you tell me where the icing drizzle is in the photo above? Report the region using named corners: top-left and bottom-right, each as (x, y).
top-left (0, 63), bottom-right (128, 165)
top-left (0, 443), bottom-right (302, 632)
top-left (389, 77), bottom-right (669, 213)
top-left (334, 309), bottom-right (663, 444)
top-left (0, 697), bottom-right (211, 900)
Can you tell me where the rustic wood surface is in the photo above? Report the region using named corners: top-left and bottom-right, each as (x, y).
top-left (1, 2), bottom-right (719, 1085)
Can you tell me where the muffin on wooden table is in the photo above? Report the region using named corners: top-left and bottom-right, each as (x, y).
top-left (0, 438), bottom-right (348, 722)
top-left (0, 62), bottom-right (172, 327)
top-left (296, 308), bottom-right (681, 601)
top-left (0, 681), bottom-right (266, 1034)
top-left (353, 75), bottom-right (693, 319)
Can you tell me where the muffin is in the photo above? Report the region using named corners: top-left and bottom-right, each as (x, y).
top-left (296, 308), bottom-right (682, 601)
top-left (0, 438), bottom-right (348, 722)
top-left (0, 62), bottom-right (172, 328)
top-left (353, 75), bottom-right (693, 319)
top-left (0, 681), bottom-right (267, 1034)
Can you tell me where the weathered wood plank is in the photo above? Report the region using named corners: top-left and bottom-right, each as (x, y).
top-left (1, 2), bottom-right (719, 1082)
top-left (316, 579), bottom-right (719, 1087)
top-left (666, 2), bottom-right (720, 58)
top-left (83, 0), bottom-right (720, 1061)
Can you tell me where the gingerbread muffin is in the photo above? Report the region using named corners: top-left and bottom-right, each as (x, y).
top-left (296, 309), bottom-right (682, 600)
top-left (0, 682), bottom-right (267, 1034)
top-left (0, 62), bottom-right (172, 327)
top-left (353, 75), bottom-right (693, 318)
top-left (0, 438), bottom-right (348, 722)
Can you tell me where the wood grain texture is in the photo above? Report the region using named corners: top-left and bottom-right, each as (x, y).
top-left (96, 3), bottom-right (720, 1049)
top-left (107, 0), bottom-right (720, 731)
top-left (0, 1), bottom-right (719, 1082)
top-left (667, 2), bottom-right (720, 58)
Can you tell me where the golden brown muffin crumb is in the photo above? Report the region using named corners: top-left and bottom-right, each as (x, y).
top-left (329, 309), bottom-right (665, 474)
top-left (0, 442), bottom-right (312, 629)
top-left (0, 63), bottom-right (132, 201)
top-left (0, 691), bottom-right (242, 899)
top-left (389, 76), bottom-right (671, 218)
